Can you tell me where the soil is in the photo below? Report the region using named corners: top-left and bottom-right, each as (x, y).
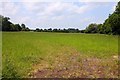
top-left (29, 52), bottom-right (118, 78)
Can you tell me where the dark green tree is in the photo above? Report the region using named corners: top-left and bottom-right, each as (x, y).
top-left (85, 1), bottom-right (120, 35)
top-left (15, 24), bottom-right (22, 31)
top-left (48, 28), bottom-right (52, 32)
top-left (36, 28), bottom-right (40, 32)
top-left (114, 1), bottom-right (120, 14)
top-left (2, 16), bottom-right (12, 31)
top-left (85, 23), bottom-right (98, 33)
top-left (21, 24), bottom-right (26, 31)
top-left (102, 1), bottom-right (120, 35)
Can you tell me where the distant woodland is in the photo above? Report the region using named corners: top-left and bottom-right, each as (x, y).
top-left (0, 1), bottom-right (120, 35)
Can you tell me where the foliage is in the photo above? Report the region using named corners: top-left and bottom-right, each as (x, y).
top-left (0, 15), bottom-right (30, 31)
top-left (34, 1), bottom-right (120, 35)
top-left (21, 24), bottom-right (30, 31)
top-left (114, 1), bottom-right (120, 14)
top-left (35, 28), bottom-right (80, 33)
top-left (108, 14), bottom-right (120, 35)
top-left (84, 1), bottom-right (120, 35)
top-left (85, 23), bottom-right (98, 33)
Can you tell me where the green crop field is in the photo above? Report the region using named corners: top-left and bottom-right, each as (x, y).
top-left (2, 32), bottom-right (119, 78)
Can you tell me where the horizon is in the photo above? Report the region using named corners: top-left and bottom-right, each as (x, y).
top-left (0, 0), bottom-right (118, 30)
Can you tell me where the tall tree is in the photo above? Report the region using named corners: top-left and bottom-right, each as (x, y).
top-left (1, 15), bottom-right (29, 31)
top-left (115, 1), bottom-right (120, 14)
top-left (85, 23), bottom-right (98, 33)
top-left (15, 24), bottom-right (22, 31)
top-left (85, 1), bottom-right (120, 35)
top-left (21, 24), bottom-right (26, 31)
top-left (2, 16), bottom-right (12, 31)
top-left (102, 1), bottom-right (120, 35)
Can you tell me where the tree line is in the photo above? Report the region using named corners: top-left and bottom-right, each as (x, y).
top-left (0, 1), bottom-right (120, 35)
top-left (35, 1), bottom-right (120, 35)
top-left (0, 15), bottom-right (30, 31)
top-left (35, 28), bottom-right (80, 33)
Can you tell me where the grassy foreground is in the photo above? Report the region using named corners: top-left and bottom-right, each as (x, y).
top-left (2, 32), bottom-right (118, 78)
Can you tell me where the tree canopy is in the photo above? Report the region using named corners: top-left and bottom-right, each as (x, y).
top-left (84, 1), bottom-right (120, 35)
top-left (0, 15), bottom-right (30, 31)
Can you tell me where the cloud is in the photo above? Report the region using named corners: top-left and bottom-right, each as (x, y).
top-left (78, 0), bottom-right (119, 2)
top-left (0, 3), bottom-right (2, 14)
top-left (74, 4), bottom-right (94, 14)
top-left (2, 2), bottom-right (20, 16)
top-left (1, 0), bottom-right (119, 2)
top-left (1, 1), bottom-right (117, 29)
top-left (22, 2), bottom-right (96, 17)
top-left (16, 16), bottom-right (30, 24)
top-left (37, 2), bottom-right (66, 16)
top-left (51, 15), bottom-right (65, 20)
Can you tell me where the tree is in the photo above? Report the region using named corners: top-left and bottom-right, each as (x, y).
top-left (36, 28), bottom-right (40, 32)
top-left (10, 24), bottom-right (16, 31)
top-left (2, 16), bottom-right (12, 31)
top-left (96, 24), bottom-right (103, 33)
top-left (0, 15), bottom-right (3, 31)
top-left (15, 24), bottom-right (22, 31)
top-left (84, 1), bottom-right (120, 35)
top-left (21, 24), bottom-right (26, 31)
top-left (63, 28), bottom-right (69, 33)
top-left (102, 18), bottom-right (112, 34)
top-left (26, 27), bottom-right (30, 31)
top-left (44, 29), bottom-right (47, 32)
top-left (1, 15), bottom-right (29, 31)
top-left (85, 23), bottom-right (98, 33)
top-left (114, 1), bottom-right (120, 14)
top-left (102, 1), bottom-right (120, 35)
top-left (21, 24), bottom-right (30, 31)
top-left (80, 30), bottom-right (85, 33)
top-left (53, 29), bottom-right (58, 32)
top-left (48, 28), bottom-right (52, 32)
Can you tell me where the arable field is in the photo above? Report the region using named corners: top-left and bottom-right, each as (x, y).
top-left (2, 32), bottom-right (118, 78)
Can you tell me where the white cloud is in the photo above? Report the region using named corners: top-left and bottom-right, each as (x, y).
top-left (1, 0), bottom-right (119, 2)
top-left (1, 1), bottom-right (117, 29)
top-left (80, 17), bottom-right (93, 23)
top-left (0, 2), bottom-right (2, 14)
top-left (22, 2), bottom-right (96, 17)
top-left (78, 0), bottom-right (119, 2)
top-left (38, 2), bottom-right (66, 16)
top-left (2, 2), bottom-right (20, 16)
top-left (74, 4), bottom-right (92, 14)
top-left (22, 2), bottom-right (44, 11)
top-left (17, 16), bottom-right (30, 23)
top-left (51, 15), bottom-right (64, 20)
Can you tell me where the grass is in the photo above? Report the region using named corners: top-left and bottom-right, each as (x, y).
top-left (2, 32), bottom-right (118, 78)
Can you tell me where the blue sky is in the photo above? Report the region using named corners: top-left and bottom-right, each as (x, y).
top-left (1, 0), bottom-right (118, 30)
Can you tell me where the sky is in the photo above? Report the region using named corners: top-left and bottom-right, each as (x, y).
top-left (0, 0), bottom-right (119, 30)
